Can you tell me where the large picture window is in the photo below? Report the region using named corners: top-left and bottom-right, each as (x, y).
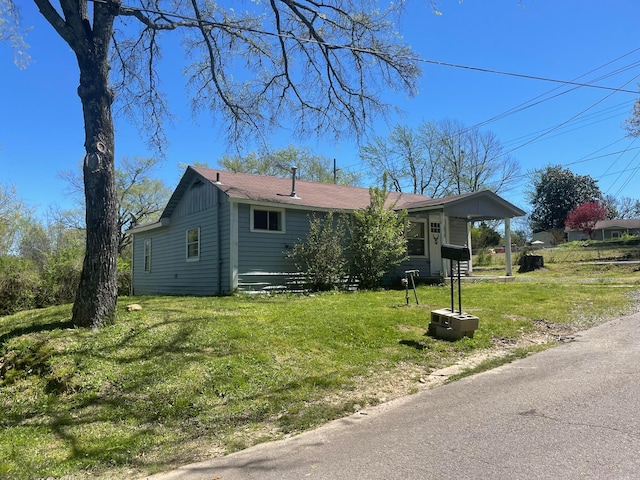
top-left (144, 239), bottom-right (151, 272)
top-left (406, 220), bottom-right (426, 256)
top-left (251, 206), bottom-right (284, 233)
top-left (186, 227), bottom-right (200, 261)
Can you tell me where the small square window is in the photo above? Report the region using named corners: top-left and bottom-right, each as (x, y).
top-left (251, 207), bottom-right (284, 232)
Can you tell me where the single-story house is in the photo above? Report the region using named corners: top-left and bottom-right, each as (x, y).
top-left (566, 219), bottom-right (640, 242)
top-left (128, 166), bottom-right (526, 295)
top-left (531, 231), bottom-right (555, 247)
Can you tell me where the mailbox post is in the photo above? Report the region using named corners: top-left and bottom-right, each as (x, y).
top-left (441, 244), bottom-right (470, 314)
top-left (428, 244), bottom-right (479, 340)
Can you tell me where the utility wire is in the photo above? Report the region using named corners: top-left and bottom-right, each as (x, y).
top-left (92, 0), bottom-right (640, 195)
top-left (609, 138), bottom-right (640, 197)
top-left (599, 137), bottom-right (637, 183)
top-left (96, 0), bottom-right (640, 95)
top-left (416, 57), bottom-right (639, 95)
top-left (493, 71), bottom-right (640, 159)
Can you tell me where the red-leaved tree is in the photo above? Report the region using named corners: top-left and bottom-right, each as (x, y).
top-left (565, 201), bottom-right (608, 239)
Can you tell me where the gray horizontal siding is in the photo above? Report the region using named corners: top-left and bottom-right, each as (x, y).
top-left (237, 204), bottom-right (311, 291)
top-left (387, 257), bottom-right (432, 287)
top-left (132, 183), bottom-right (230, 296)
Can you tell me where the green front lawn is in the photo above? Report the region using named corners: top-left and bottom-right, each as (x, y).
top-left (1, 279), bottom-right (638, 479)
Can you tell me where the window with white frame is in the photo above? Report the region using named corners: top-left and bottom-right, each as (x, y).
top-left (406, 220), bottom-right (426, 256)
top-left (186, 227), bottom-right (200, 261)
top-left (143, 239), bottom-right (151, 272)
top-left (251, 206), bottom-right (284, 233)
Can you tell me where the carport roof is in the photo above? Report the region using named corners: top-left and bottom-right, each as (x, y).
top-left (403, 189), bottom-right (526, 221)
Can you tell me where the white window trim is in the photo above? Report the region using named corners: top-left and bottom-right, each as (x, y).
top-left (186, 227), bottom-right (200, 262)
top-left (250, 205), bottom-right (286, 234)
top-left (407, 218), bottom-right (427, 257)
top-left (144, 239), bottom-right (152, 272)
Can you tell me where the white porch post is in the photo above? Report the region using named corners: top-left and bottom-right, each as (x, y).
top-left (440, 211), bottom-right (447, 276)
top-left (467, 221), bottom-right (473, 275)
top-left (504, 217), bottom-right (513, 276)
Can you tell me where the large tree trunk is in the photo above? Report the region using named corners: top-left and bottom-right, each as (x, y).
top-left (33, 2), bottom-right (120, 328)
top-left (70, 22), bottom-right (119, 329)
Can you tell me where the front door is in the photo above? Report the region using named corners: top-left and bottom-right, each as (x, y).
top-left (428, 216), bottom-right (442, 275)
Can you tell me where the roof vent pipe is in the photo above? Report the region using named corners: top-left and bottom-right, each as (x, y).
top-left (290, 166), bottom-right (298, 197)
top-left (216, 172), bottom-right (220, 183)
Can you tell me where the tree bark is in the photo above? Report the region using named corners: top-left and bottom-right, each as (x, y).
top-left (64, 2), bottom-right (119, 329)
top-left (71, 60), bottom-right (119, 328)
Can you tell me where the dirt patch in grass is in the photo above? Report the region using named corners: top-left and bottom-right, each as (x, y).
top-left (313, 319), bottom-right (580, 419)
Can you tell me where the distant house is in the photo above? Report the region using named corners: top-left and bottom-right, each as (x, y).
top-left (566, 219), bottom-right (640, 242)
top-left (531, 231), bottom-right (555, 247)
top-left (128, 167), bottom-right (525, 295)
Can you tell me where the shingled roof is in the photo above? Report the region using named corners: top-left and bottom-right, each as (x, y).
top-left (594, 219), bottom-right (640, 230)
top-left (187, 166), bottom-right (429, 211)
top-left (145, 166), bottom-right (524, 227)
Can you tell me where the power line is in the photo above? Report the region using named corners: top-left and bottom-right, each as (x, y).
top-left (415, 57), bottom-right (639, 95)
top-left (467, 52), bottom-right (640, 133)
top-left (496, 71), bottom-right (640, 159)
top-left (100, 0), bottom-right (640, 95)
top-left (92, 0), bottom-right (640, 195)
top-left (500, 103), bottom-right (634, 149)
top-left (599, 137), bottom-right (638, 183)
top-left (610, 141), bottom-right (640, 197)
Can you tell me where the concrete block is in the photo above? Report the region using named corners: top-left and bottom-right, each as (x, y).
top-left (428, 324), bottom-right (472, 341)
top-left (429, 308), bottom-right (478, 340)
top-left (449, 314), bottom-right (479, 331)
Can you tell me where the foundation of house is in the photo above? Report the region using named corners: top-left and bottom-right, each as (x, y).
top-left (428, 308), bottom-right (479, 340)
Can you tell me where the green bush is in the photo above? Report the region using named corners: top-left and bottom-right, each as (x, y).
top-left (0, 246), bottom-right (134, 315)
top-left (0, 257), bottom-right (41, 316)
top-left (38, 248), bottom-right (82, 307)
top-left (289, 212), bottom-right (349, 291)
top-left (348, 186), bottom-right (408, 289)
top-left (117, 257), bottom-right (132, 296)
top-left (475, 249), bottom-right (493, 267)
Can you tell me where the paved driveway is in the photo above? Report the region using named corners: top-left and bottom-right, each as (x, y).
top-left (146, 311), bottom-right (640, 479)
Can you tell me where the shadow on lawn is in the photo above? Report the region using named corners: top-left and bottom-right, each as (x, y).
top-left (0, 320), bottom-right (74, 347)
top-left (399, 339), bottom-right (428, 350)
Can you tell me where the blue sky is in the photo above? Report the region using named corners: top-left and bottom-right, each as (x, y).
top-left (1, 1), bottom-right (639, 220)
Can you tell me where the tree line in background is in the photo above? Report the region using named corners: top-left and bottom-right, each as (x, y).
top-left (0, 157), bottom-right (171, 316)
top-left (360, 119), bottom-right (520, 197)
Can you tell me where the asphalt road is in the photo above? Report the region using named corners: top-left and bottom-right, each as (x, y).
top-left (147, 311), bottom-right (640, 480)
